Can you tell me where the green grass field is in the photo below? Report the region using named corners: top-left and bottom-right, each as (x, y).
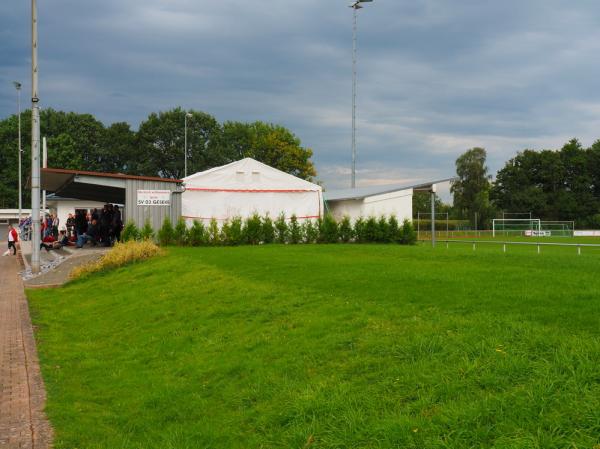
top-left (28, 244), bottom-right (600, 449)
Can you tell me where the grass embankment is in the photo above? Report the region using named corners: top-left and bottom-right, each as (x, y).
top-left (28, 245), bottom-right (600, 448)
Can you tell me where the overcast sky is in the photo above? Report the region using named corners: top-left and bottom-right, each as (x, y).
top-left (2, 1), bottom-right (600, 192)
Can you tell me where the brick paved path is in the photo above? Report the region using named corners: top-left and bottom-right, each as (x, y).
top-left (0, 254), bottom-right (52, 448)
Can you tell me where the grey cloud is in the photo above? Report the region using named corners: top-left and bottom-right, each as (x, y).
top-left (3, 0), bottom-right (600, 191)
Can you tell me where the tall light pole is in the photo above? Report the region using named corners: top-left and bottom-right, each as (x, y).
top-left (184, 112), bottom-right (192, 178)
top-left (31, 0), bottom-right (41, 273)
top-left (350, 0), bottom-right (373, 188)
top-left (13, 82), bottom-right (22, 222)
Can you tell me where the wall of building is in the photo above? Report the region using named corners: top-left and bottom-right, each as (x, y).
top-left (47, 200), bottom-right (106, 231)
top-left (125, 180), bottom-right (182, 230)
top-left (327, 189), bottom-right (413, 222)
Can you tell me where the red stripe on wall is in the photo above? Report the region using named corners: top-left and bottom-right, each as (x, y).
top-left (185, 187), bottom-right (318, 193)
top-left (182, 215), bottom-right (321, 221)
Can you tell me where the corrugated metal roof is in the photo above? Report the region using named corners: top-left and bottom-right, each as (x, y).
top-left (324, 178), bottom-right (456, 201)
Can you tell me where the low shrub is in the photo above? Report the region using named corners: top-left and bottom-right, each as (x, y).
top-left (174, 218), bottom-right (188, 246)
top-left (275, 214), bottom-right (288, 244)
top-left (208, 219), bottom-right (220, 245)
top-left (303, 219), bottom-right (319, 243)
top-left (289, 215), bottom-right (302, 244)
top-left (121, 220), bottom-right (140, 242)
top-left (140, 219), bottom-right (155, 241)
top-left (243, 214), bottom-right (263, 245)
top-left (188, 220), bottom-right (208, 246)
top-left (69, 240), bottom-right (162, 280)
top-left (222, 217), bottom-right (244, 245)
top-left (262, 216), bottom-right (275, 244)
top-left (339, 216), bottom-right (353, 243)
top-left (157, 218), bottom-right (175, 246)
top-left (320, 214), bottom-right (339, 243)
top-left (401, 219), bottom-right (417, 245)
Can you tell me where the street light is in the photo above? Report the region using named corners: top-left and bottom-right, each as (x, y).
top-left (184, 112), bottom-right (193, 178)
top-left (349, 0), bottom-right (373, 188)
top-left (13, 82), bottom-right (22, 222)
top-left (31, 0), bottom-right (41, 273)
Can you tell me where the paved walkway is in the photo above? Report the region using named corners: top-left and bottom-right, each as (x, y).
top-left (0, 251), bottom-right (52, 448)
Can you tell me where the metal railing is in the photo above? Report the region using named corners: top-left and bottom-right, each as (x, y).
top-left (435, 239), bottom-right (600, 255)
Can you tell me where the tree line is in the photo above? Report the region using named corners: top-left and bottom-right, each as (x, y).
top-left (0, 107), bottom-right (316, 208)
top-left (430, 139), bottom-right (600, 228)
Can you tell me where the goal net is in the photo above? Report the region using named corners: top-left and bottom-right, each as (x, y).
top-left (493, 218), bottom-right (541, 237)
top-left (493, 219), bottom-right (575, 237)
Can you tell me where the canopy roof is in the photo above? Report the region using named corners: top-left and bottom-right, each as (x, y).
top-left (39, 168), bottom-right (181, 204)
top-left (183, 158), bottom-right (321, 192)
top-left (324, 178), bottom-right (456, 202)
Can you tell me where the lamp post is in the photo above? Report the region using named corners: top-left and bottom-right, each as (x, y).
top-left (13, 82), bottom-right (22, 222)
top-left (350, 0), bottom-right (373, 188)
top-left (31, 0), bottom-right (41, 273)
top-left (184, 112), bottom-right (192, 178)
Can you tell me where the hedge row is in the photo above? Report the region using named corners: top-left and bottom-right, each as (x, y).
top-left (122, 214), bottom-right (417, 246)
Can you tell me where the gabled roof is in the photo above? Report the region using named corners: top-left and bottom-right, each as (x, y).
top-left (324, 178), bottom-right (456, 202)
top-left (183, 158), bottom-right (321, 192)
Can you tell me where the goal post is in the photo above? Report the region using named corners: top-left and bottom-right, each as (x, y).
top-left (492, 218), bottom-right (541, 237)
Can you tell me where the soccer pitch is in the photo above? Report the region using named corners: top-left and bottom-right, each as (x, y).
top-left (28, 245), bottom-right (600, 449)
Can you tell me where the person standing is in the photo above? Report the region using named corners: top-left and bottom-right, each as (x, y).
top-left (7, 224), bottom-right (19, 255)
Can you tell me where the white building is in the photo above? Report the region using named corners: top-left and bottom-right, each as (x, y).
top-left (324, 180), bottom-right (452, 222)
top-left (45, 194), bottom-right (109, 230)
top-left (182, 158), bottom-right (323, 224)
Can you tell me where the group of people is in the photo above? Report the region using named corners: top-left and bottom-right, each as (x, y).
top-left (4, 204), bottom-right (124, 256)
top-left (71, 204), bottom-right (123, 248)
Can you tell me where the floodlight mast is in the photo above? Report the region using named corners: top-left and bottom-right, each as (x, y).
top-left (350, 0), bottom-right (373, 188)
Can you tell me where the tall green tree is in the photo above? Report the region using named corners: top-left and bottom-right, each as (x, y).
top-left (136, 107), bottom-right (221, 179)
top-left (451, 147), bottom-right (494, 228)
top-left (491, 139), bottom-right (600, 225)
top-left (221, 121), bottom-right (316, 181)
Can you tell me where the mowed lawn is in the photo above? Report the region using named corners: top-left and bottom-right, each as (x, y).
top-left (28, 244), bottom-right (600, 449)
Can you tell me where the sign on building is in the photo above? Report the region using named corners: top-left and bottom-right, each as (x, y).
top-left (137, 190), bottom-right (171, 206)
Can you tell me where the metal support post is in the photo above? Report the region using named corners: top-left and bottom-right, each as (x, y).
top-left (30, 0), bottom-right (41, 273)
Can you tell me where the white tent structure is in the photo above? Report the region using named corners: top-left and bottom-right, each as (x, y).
top-left (182, 158), bottom-right (323, 224)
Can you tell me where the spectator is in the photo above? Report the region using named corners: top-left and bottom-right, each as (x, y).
top-left (76, 219), bottom-right (99, 248)
top-left (7, 224), bottom-right (18, 256)
top-left (41, 230), bottom-right (69, 252)
top-left (66, 213), bottom-right (75, 237)
top-left (112, 205), bottom-right (123, 242)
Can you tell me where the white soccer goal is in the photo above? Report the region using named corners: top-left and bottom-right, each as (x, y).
top-left (539, 221), bottom-right (575, 237)
top-left (492, 218), bottom-right (541, 237)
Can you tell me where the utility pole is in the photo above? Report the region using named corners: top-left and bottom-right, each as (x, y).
top-left (13, 82), bottom-right (22, 221)
top-left (31, 0), bottom-right (41, 273)
top-left (349, 0), bottom-right (373, 188)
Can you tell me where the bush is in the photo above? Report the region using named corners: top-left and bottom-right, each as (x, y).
top-left (188, 220), bottom-right (207, 246)
top-left (261, 216), bottom-right (275, 244)
top-left (302, 219), bottom-right (319, 243)
top-left (274, 214), bottom-right (288, 244)
top-left (157, 217), bottom-right (175, 246)
top-left (121, 220), bottom-right (140, 242)
top-left (289, 215), bottom-right (302, 244)
top-left (401, 219), bottom-right (417, 245)
top-left (222, 217), bottom-right (243, 245)
top-left (208, 218), bottom-right (220, 245)
top-left (364, 217), bottom-right (379, 243)
top-left (388, 216), bottom-right (400, 243)
top-left (339, 216), bottom-right (353, 243)
top-left (140, 219), bottom-right (155, 241)
top-left (353, 217), bottom-right (366, 243)
top-left (377, 216), bottom-right (390, 242)
top-left (174, 218), bottom-right (188, 246)
top-left (319, 214), bottom-right (339, 243)
top-left (243, 214), bottom-right (263, 245)
top-left (70, 240), bottom-right (162, 280)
